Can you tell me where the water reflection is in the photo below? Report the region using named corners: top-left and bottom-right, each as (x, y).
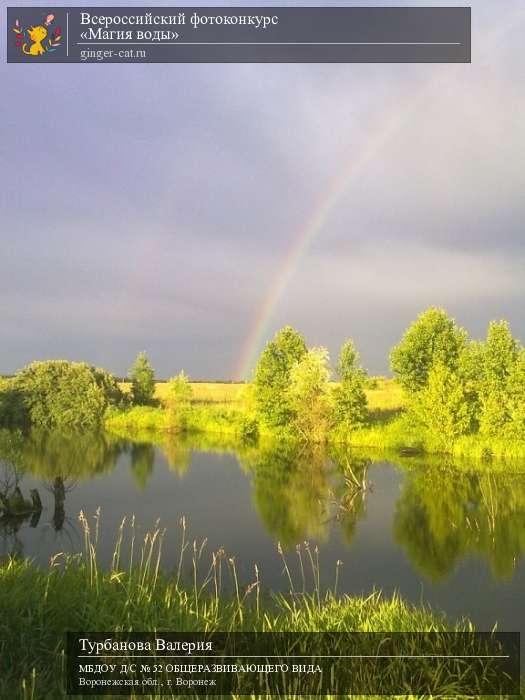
top-left (130, 443), bottom-right (155, 491)
top-left (239, 442), bottom-right (370, 547)
top-left (394, 467), bottom-right (525, 581)
top-left (0, 428), bottom-right (122, 479)
top-left (0, 428), bottom-right (122, 558)
top-left (0, 428), bottom-right (524, 585)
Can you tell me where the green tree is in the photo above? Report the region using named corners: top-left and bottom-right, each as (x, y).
top-left (12, 361), bottom-right (124, 429)
top-left (0, 378), bottom-right (26, 427)
top-left (288, 347), bottom-right (331, 442)
top-left (164, 371), bottom-right (192, 431)
top-left (332, 340), bottom-right (368, 429)
top-left (409, 361), bottom-right (473, 451)
top-left (253, 326), bottom-right (307, 428)
top-left (129, 351), bottom-right (155, 405)
top-left (480, 320), bottom-right (519, 384)
top-left (390, 307), bottom-right (467, 393)
top-left (457, 340), bottom-right (484, 398)
top-left (506, 350), bottom-right (525, 439)
top-left (475, 321), bottom-right (523, 437)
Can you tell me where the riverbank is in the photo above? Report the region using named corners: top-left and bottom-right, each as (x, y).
top-left (105, 400), bottom-right (525, 467)
top-left (0, 513), bottom-right (492, 699)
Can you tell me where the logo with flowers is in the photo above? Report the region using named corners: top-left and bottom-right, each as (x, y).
top-left (12, 14), bottom-right (62, 57)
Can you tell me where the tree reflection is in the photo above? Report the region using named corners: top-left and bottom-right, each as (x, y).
top-left (394, 467), bottom-right (525, 580)
top-left (130, 443), bottom-right (155, 491)
top-left (0, 460), bottom-right (41, 560)
top-left (49, 476), bottom-right (66, 531)
top-left (0, 428), bottom-right (122, 480)
top-left (240, 441), bottom-right (370, 548)
top-left (0, 428), bottom-right (124, 556)
top-left (162, 438), bottom-right (191, 476)
top-left (3, 426), bottom-right (523, 585)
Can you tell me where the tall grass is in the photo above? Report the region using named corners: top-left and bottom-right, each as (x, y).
top-left (0, 512), bottom-right (479, 699)
top-left (106, 403), bottom-right (260, 445)
top-left (452, 434), bottom-right (525, 462)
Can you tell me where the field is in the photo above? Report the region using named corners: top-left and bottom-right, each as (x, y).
top-left (363, 377), bottom-right (406, 416)
top-left (160, 381), bottom-right (245, 404)
top-left (119, 377), bottom-right (406, 411)
top-left (119, 381), bottom-right (246, 404)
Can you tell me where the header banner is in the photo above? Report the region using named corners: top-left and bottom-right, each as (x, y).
top-left (7, 7), bottom-right (471, 63)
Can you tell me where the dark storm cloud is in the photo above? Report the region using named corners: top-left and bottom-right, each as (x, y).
top-left (1, 0), bottom-right (524, 378)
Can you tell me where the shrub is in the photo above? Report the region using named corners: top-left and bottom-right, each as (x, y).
top-left (288, 347), bottom-right (332, 442)
top-left (409, 361), bottom-right (473, 451)
top-left (12, 361), bottom-right (124, 429)
top-left (238, 415), bottom-right (259, 441)
top-left (332, 340), bottom-right (368, 429)
top-left (164, 371), bottom-right (192, 431)
top-left (129, 351), bottom-right (155, 405)
top-left (0, 378), bottom-right (26, 427)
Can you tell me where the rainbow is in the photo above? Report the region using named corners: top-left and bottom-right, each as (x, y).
top-left (234, 6), bottom-right (525, 382)
top-left (235, 88), bottom-right (427, 380)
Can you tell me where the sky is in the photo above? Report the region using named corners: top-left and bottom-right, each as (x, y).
top-left (1, 0), bottom-right (524, 380)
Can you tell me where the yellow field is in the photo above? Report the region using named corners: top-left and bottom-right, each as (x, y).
top-left (365, 377), bottom-right (406, 412)
top-left (119, 381), bottom-right (245, 404)
top-left (160, 382), bottom-right (244, 404)
top-left (120, 377), bottom-right (405, 410)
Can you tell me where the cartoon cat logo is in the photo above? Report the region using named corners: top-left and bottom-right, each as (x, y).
top-left (12, 14), bottom-right (62, 56)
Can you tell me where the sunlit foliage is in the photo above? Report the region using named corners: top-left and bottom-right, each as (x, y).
top-left (129, 351), bottom-right (155, 405)
top-left (332, 340), bottom-right (368, 430)
top-left (7, 361), bottom-right (124, 429)
top-left (288, 347), bottom-right (332, 441)
top-left (390, 307), bottom-right (467, 392)
top-left (253, 326), bottom-right (307, 428)
top-left (164, 371), bottom-right (193, 431)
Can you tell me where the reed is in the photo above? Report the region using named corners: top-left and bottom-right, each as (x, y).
top-left (0, 512), bottom-right (519, 698)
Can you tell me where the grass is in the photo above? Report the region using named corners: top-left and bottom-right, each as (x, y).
top-left (1, 511), bottom-right (509, 700)
top-left (340, 418), bottom-right (525, 466)
top-left (105, 404), bottom-right (257, 441)
top-left (333, 414), bottom-right (423, 452)
top-left (451, 434), bottom-right (525, 462)
top-left (105, 405), bottom-right (169, 432)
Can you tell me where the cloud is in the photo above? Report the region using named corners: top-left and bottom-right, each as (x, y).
top-left (1, 0), bottom-right (524, 376)
top-left (294, 245), bottom-right (525, 307)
